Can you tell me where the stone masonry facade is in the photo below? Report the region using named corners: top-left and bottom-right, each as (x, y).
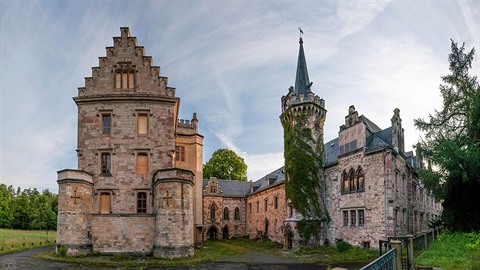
top-left (56, 28), bottom-right (203, 258)
top-left (57, 28), bottom-right (441, 256)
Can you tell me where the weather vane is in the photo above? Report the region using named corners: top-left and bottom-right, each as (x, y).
top-left (298, 27), bottom-right (303, 38)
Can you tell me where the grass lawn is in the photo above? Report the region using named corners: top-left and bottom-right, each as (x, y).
top-left (415, 232), bottom-right (480, 270)
top-left (0, 228), bottom-right (56, 255)
top-left (37, 237), bottom-right (377, 268)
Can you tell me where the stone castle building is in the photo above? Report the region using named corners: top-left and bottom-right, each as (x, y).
top-left (56, 27), bottom-right (203, 258)
top-left (200, 36), bottom-right (441, 249)
top-left (57, 28), bottom-right (441, 256)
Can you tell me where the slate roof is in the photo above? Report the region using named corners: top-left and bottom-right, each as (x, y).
top-left (365, 127), bottom-right (393, 154)
top-left (324, 138), bottom-right (339, 166)
top-left (202, 179), bottom-right (251, 197)
top-left (250, 167), bottom-right (285, 195)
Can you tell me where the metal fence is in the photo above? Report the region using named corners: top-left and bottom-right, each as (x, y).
top-left (360, 248), bottom-right (397, 270)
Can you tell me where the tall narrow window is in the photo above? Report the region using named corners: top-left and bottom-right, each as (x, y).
top-left (358, 209), bottom-right (365, 226)
top-left (274, 196), bottom-right (278, 209)
top-left (137, 113), bottom-right (148, 135)
top-left (175, 146), bottom-right (185, 161)
top-left (343, 210), bottom-right (349, 226)
top-left (349, 170), bottom-right (356, 192)
top-left (136, 154), bottom-right (148, 176)
top-left (101, 153), bottom-right (111, 176)
top-left (223, 207), bottom-right (229, 220)
top-left (100, 193), bottom-right (111, 214)
top-left (115, 70), bottom-right (135, 89)
top-left (357, 168), bottom-right (365, 191)
top-left (256, 201), bottom-right (259, 212)
top-left (137, 192), bottom-right (147, 214)
top-left (210, 204), bottom-right (216, 220)
top-left (234, 207), bottom-right (240, 220)
top-left (264, 199), bottom-right (268, 211)
top-left (102, 114), bottom-right (111, 135)
top-left (350, 210), bottom-right (356, 226)
top-left (342, 172), bottom-right (348, 193)
top-left (249, 203), bottom-right (252, 214)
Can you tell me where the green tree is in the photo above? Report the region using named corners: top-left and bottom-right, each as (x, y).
top-left (203, 149), bottom-right (248, 181)
top-left (414, 40), bottom-right (480, 231)
top-left (0, 184), bottom-right (14, 228)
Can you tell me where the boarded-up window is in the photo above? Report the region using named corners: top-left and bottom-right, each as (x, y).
top-left (100, 193), bottom-right (111, 214)
top-left (128, 73), bottom-right (135, 88)
top-left (115, 71), bottom-right (135, 89)
top-left (136, 154), bottom-right (148, 176)
top-left (115, 73), bottom-right (121, 89)
top-left (137, 192), bottom-right (147, 214)
top-left (137, 114), bottom-right (148, 135)
top-left (122, 73), bottom-right (128, 89)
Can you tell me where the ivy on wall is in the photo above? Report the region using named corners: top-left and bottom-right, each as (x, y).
top-left (282, 113), bottom-right (325, 243)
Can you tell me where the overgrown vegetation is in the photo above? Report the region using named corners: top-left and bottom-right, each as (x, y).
top-left (282, 114), bottom-right (325, 243)
top-left (414, 40), bottom-right (480, 231)
top-left (0, 228), bottom-right (56, 255)
top-left (416, 232), bottom-right (480, 270)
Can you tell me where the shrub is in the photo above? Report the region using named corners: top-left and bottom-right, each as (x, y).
top-left (336, 240), bottom-right (352, 252)
top-left (58, 245), bottom-right (67, 256)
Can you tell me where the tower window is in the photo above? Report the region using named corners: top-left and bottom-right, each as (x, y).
top-left (100, 193), bottom-right (111, 214)
top-left (136, 154), bottom-right (148, 176)
top-left (137, 192), bottom-right (147, 214)
top-left (115, 71), bottom-right (135, 89)
top-left (137, 113), bottom-right (148, 135)
top-left (101, 153), bottom-right (111, 176)
top-left (102, 114), bottom-right (111, 135)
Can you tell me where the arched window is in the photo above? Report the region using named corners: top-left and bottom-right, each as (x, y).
top-left (357, 168), bottom-right (365, 191)
top-left (349, 169), bottom-right (356, 192)
top-left (234, 207), bottom-right (240, 220)
top-left (210, 203), bottom-right (217, 220)
top-left (223, 207), bottom-right (229, 220)
top-left (342, 171), bottom-right (348, 193)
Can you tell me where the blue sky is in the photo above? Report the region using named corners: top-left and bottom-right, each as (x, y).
top-left (1, 1), bottom-right (479, 193)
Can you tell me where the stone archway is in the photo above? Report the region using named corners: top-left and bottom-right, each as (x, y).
top-left (207, 226), bottom-right (218, 240)
top-left (222, 226), bottom-right (229, 239)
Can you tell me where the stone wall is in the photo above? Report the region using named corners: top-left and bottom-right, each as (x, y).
top-left (203, 195), bottom-right (246, 240)
top-left (246, 183), bottom-right (286, 244)
top-left (91, 215), bottom-right (155, 253)
top-left (56, 170), bottom-right (93, 255)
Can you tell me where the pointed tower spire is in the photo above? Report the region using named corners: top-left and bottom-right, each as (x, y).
top-left (294, 37), bottom-right (312, 97)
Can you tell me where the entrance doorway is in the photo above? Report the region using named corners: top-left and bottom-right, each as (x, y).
top-left (207, 226), bottom-right (218, 240)
top-left (222, 226), bottom-right (229, 239)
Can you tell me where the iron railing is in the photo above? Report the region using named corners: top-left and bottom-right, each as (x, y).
top-left (360, 248), bottom-right (397, 270)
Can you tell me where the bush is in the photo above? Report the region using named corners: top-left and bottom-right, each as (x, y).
top-left (58, 245), bottom-right (67, 256)
top-left (336, 240), bottom-right (352, 252)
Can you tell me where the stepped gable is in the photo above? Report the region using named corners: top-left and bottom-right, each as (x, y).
top-left (76, 27), bottom-right (175, 99)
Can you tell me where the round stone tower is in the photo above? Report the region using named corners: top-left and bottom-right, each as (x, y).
top-left (280, 36), bottom-right (327, 249)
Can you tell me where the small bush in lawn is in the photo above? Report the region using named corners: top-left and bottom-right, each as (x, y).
top-left (336, 240), bottom-right (352, 252)
top-left (59, 245), bottom-right (67, 256)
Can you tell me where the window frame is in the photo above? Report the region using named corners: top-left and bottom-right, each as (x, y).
top-left (136, 153), bottom-right (149, 176)
top-left (136, 192), bottom-right (147, 214)
top-left (223, 207), bottom-right (229, 220)
top-left (358, 209), bottom-right (365, 227)
top-left (101, 113), bottom-right (112, 135)
top-left (100, 152), bottom-right (112, 176)
top-left (350, 209), bottom-right (356, 227)
top-left (234, 207), bottom-right (240, 220)
top-left (136, 110), bottom-right (149, 135)
top-left (343, 210), bottom-right (349, 226)
top-left (175, 145), bottom-right (186, 162)
top-left (99, 192), bottom-right (112, 214)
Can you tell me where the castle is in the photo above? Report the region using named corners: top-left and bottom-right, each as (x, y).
top-left (56, 28), bottom-right (441, 257)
